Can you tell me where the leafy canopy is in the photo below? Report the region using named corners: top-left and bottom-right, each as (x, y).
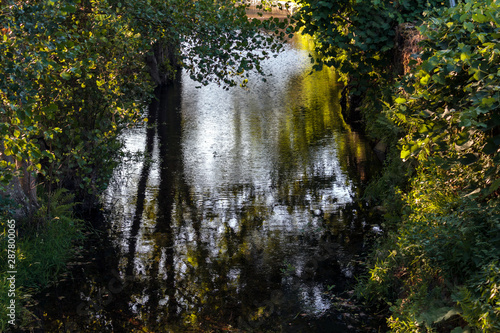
top-left (294, 0), bottom-right (446, 87)
top-left (0, 0), bottom-right (292, 196)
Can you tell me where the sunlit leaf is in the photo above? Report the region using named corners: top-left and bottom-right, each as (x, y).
top-left (60, 72), bottom-right (71, 80)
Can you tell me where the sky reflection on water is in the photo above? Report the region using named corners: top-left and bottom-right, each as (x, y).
top-left (40, 34), bottom-right (381, 332)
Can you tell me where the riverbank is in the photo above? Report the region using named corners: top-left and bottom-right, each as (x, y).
top-left (351, 2), bottom-right (500, 331)
top-left (0, 190), bottom-right (86, 331)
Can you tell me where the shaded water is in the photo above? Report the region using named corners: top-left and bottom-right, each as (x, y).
top-left (38, 35), bottom-right (382, 332)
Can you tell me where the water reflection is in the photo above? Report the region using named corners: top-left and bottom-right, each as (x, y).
top-left (39, 34), bottom-right (381, 332)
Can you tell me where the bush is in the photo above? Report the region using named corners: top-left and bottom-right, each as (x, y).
top-left (359, 1), bottom-right (500, 330)
top-left (0, 189), bottom-right (85, 330)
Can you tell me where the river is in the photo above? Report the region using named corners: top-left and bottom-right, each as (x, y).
top-left (37, 34), bottom-right (383, 332)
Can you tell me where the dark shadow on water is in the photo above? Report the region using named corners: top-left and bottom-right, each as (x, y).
top-left (32, 61), bottom-right (387, 332)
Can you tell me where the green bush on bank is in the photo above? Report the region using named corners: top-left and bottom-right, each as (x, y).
top-left (0, 189), bottom-right (85, 331)
top-left (358, 1), bottom-right (500, 331)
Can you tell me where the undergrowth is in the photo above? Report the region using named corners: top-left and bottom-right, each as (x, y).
top-left (359, 165), bottom-right (500, 332)
top-left (356, 0), bottom-right (500, 331)
top-left (0, 188), bottom-right (85, 331)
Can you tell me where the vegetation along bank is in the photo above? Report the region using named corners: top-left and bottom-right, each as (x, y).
top-left (294, 0), bottom-right (499, 331)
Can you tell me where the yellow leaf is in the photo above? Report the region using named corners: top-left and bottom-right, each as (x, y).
top-left (420, 74), bottom-right (430, 86)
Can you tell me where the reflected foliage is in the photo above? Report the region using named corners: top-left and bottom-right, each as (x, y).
top-left (39, 36), bottom-right (383, 332)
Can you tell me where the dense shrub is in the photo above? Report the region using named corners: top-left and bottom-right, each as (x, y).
top-left (295, 0), bottom-right (447, 88)
top-left (359, 1), bottom-right (500, 331)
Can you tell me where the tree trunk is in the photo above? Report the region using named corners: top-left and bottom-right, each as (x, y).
top-left (145, 40), bottom-right (181, 86)
top-left (0, 142), bottom-right (39, 219)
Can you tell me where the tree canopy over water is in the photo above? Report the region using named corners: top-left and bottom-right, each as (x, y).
top-left (0, 0), bottom-right (290, 215)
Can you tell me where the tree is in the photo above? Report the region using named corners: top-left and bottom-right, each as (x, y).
top-left (357, 1), bottom-right (500, 330)
top-left (0, 0), bottom-right (291, 218)
top-left (294, 0), bottom-right (446, 86)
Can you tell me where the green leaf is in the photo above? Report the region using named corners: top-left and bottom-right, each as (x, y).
top-left (472, 13), bottom-right (487, 23)
top-left (63, 4), bottom-right (77, 13)
top-left (60, 72), bottom-right (71, 80)
top-left (463, 21), bottom-right (474, 32)
top-left (420, 74), bottom-right (431, 86)
top-left (421, 61), bottom-right (435, 74)
top-left (481, 97), bottom-right (496, 106)
top-left (459, 153), bottom-right (478, 165)
top-left (432, 74), bottom-right (445, 85)
top-left (30, 149), bottom-right (42, 159)
top-left (400, 148), bottom-right (410, 160)
top-left (485, 178), bottom-right (500, 196)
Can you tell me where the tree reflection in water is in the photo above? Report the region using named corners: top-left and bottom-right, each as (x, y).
top-left (39, 35), bottom-right (382, 332)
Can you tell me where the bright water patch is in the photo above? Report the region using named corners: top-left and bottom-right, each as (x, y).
top-left (38, 34), bottom-right (382, 332)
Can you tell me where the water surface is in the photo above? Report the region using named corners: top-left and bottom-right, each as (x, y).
top-left (39, 35), bottom-right (382, 332)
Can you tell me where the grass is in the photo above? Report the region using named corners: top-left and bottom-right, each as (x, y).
top-left (0, 189), bottom-right (85, 331)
